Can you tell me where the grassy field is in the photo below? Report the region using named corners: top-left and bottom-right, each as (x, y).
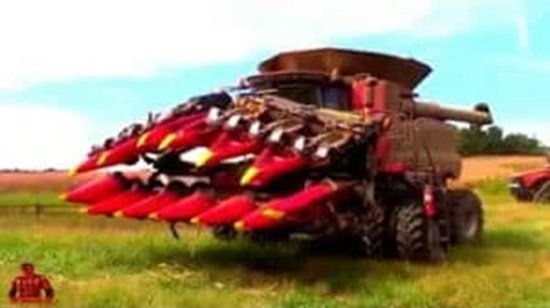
top-left (0, 157), bottom-right (549, 307)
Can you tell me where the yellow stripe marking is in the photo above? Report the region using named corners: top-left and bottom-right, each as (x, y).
top-left (234, 221), bottom-right (245, 232)
top-left (158, 133), bottom-right (178, 151)
top-left (194, 149), bottom-right (213, 167)
top-left (137, 132), bottom-right (149, 148)
top-left (262, 208), bottom-right (285, 220)
top-left (240, 167), bottom-right (259, 186)
top-left (97, 151), bottom-right (110, 166)
top-left (67, 166), bottom-right (78, 177)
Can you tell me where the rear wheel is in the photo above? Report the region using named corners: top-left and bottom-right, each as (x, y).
top-left (395, 203), bottom-right (446, 262)
top-left (447, 189), bottom-right (483, 244)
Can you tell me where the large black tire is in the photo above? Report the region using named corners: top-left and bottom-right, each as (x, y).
top-left (353, 208), bottom-right (385, 257)
top-left (395, 203), bottom-right (446, 262)
top-left (447, 189), bottom-right (484, 244)
top-left (533, 181), bottom-right (550, 204)
top-left (345, 183), bottom-right (386, 257)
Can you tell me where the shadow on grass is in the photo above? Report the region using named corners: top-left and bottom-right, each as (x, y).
top-left (142, 237), bottom-right (422, 293)
top-left (448, 226), bottom-right (548, 266)
top-left (141, 223), bottom-right (549, 293)
top-left (483, 228), bottom-right (547, 250)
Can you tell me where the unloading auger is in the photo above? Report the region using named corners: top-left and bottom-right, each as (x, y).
top-left (63, 48), bottom-right (492, 262)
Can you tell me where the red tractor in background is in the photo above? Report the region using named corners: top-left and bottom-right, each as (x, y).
top-left (62, 48), bottom-right (493, 262)
top-left (509, 155), bottom-right (550, 203)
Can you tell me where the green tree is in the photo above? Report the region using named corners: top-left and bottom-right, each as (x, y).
top-left (455, 125), bottom-right (544, 156)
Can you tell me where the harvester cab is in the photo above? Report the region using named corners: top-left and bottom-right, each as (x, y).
top-left (64, 48), bottom-right (492, 262)
top-left (242, 71), bottom-right (351, 110)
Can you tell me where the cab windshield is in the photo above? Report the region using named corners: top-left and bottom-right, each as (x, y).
top-left (251, 83), bottom-right (350, 110)
top-left (272, 84), bottom-right (320, 106)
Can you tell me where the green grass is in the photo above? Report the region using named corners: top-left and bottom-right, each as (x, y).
top-left (0, 181), bottom-right (549, 307)
top-left (0, 191), bottom-right (75, 207)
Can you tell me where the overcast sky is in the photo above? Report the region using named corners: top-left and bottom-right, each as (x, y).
top-left (0, 0), bottom-right (549, 169)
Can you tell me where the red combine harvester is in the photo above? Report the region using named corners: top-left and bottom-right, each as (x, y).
top-left (63, 48), bottom-right (493, 262)
top-left (509, 156), bottom-right (550, 203)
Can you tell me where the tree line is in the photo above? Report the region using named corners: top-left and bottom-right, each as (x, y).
top-left (454, 125), bottom-right (547, 156)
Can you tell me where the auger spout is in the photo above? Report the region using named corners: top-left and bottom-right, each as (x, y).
top-left (411, 102), bottom-right (492, 126)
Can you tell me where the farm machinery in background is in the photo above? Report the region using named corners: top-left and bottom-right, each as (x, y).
top-left (509, 155), bottom-right (550, 203)
top-left (62, 48), bottom-right (493, 262)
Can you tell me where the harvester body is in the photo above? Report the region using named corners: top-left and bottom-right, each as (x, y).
top-left (64, 48), bottom-right (492, 261)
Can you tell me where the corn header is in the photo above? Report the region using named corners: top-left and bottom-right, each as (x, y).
top-left (63, 48), bottom-right (492, 262)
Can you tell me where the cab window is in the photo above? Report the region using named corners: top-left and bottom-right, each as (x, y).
top-left (322, 86), bottom-right (350, 110)
top-left (275, 84), bottom-right (320, 105)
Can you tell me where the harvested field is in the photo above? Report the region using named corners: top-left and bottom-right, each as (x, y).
top-left (456, 155), bottom-right (547, 185)
top-left (0, 170), bottom-right (91, 193)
